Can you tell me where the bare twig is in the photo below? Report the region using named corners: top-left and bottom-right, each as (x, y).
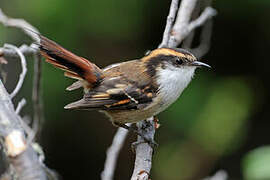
top-left (32, 53), bottom-right (43, 141)
top-left (191, 19), bottom-right (213, 59)
top-left (15, 98), bottom-right (27, 114)
top-left (0, 8), bottom-right (54, 179)
top-left (168, 0), bottom-right (198, 47)
top-left (182, 2), bottom-right (201, 49)
top-left (0, 7), bottom-right (44, 142)
top-left (158, 0), bottom-right (179, 48)
top-left (4, 44), bottom-right (27, 98)
top-left (101, 124), bottom-right (130, 180)
top-left (131, 118), bottom-right (155, 180)
top-left (0, 44), bottom-right (38, 58)
top-left (169, 0), bottom-right (216, 47)
top-left (181, 1), bottom-right (216, 58)
top-left (187, 7), bottom-right (216, 34)
top-left (0, 8), bottom-right (40, 42)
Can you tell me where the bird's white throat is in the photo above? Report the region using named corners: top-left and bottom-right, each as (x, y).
top-left (156, 65), bottom-right (195, 111)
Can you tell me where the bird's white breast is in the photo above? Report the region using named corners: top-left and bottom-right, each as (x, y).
top-left (156, 65), bottom-right (195, 113)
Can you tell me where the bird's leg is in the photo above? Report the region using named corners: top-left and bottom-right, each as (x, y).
top-left (113, 122), bottom-right (158, 149)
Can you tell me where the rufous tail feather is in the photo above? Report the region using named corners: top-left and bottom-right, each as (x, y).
top-left (38, 34), bottom-right (104, 88)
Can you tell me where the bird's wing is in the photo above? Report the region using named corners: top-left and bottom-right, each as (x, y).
top-left (64, 61), bottom-right (158, 110)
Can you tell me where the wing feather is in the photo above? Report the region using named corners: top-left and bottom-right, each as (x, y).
top-left (64, 83), bottom-right (157, 110)
top-left (64, 60), bottom-right (159, 110)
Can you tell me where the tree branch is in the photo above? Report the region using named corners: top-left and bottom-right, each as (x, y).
top-left (32, 53), bottom-right (43, 141)
top-left (0, 44), bottom-right (37, 58)
top-left (0, 80), bottom-right (47, 180)
top-left (187, 7), bottom-right (216, 34)
top-left (0, 9), bottom-right (40, 43)
top-left (131, 118), bottom-right (155, 180)
top-left (0, 6), bottom-right (44, 145)
top-left (168, 0), bottom-right (216, 47)
top-left (4, 44), bottom-right (28, 99)
top-left (15, 98), bottom-right (27, 114)
top-left (191, 18), bottom-right (213, 58)
top-left (0, 8), bottom-right (53, 179)
top-left (158, 0), bottom-right (179, 48)
top-left (168, 0), bottom-right (198, 47)
top-left (101, 125), bottom-right (130, 180)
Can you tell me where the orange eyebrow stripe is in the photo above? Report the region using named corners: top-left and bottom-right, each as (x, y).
top-left (142, 48), bottom-right (186, 62)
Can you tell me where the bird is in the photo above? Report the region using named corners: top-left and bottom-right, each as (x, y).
top-left (37, 33), bottom-right (210, 143)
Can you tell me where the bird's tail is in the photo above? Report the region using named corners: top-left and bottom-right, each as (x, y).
top-left (37, 34), bottom-right (104, 88)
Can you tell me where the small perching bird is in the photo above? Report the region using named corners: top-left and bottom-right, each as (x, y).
top-left (37, 33), bottom-right (210, 143)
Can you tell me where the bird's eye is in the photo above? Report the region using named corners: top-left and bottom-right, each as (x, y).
top-left (175, 57), bottom-right (183, 65)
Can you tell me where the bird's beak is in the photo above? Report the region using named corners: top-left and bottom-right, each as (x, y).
top-left (191, 61), bottom-right (211, 68)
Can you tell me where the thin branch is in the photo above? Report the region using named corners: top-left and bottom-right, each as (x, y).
top-left (158, 0), bottom-right (179, 48)
top-left (101, 125), bottom-right (130, 180)
top-left (181, 1), bottom-right (216, 58)
top-left (187, 7), bottom-right (216, 34)
top-left (0, 44), bottom-right (38, 58)
top-left (32, 53), bottom-right (43, 141)
top-left (0, 8), bottom-right (40, 42)
top-left (191, 19), bottom-right (213, 59)
top-left (0, 6), bottom-right (44, 143)
top-left (168, 0), bottom-right (198, 47)
top-left (131, 118), bottom-right (155, 180)
top-left (168, 0), bottom-right (216, 47)
top-left (182, 1), bottom-right (201, 49)
top-left (15, 98), bottom-right (27, 114)
top-left (0, 8), bottom-right (54, 179)
top-left (4, 44), bottom-right (27, 98)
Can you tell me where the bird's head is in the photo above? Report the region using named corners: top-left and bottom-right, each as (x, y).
top-left (142, 48), bottom-right (211, 98)
top-left (142, 48), bottom-right (210, 73)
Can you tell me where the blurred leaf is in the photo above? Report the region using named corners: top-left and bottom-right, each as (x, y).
top-left (242, 146), bottom-right (270, 180)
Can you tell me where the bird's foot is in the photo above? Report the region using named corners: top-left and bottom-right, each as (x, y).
top-left (113, 122), bottom-right (158, 151)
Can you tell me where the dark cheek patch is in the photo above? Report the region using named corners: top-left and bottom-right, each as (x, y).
top-left (145, 55), bottom-right (179, 77)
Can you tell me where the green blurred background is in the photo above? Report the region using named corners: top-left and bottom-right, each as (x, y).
top-left (1, 0), bottom-right (270, 179)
